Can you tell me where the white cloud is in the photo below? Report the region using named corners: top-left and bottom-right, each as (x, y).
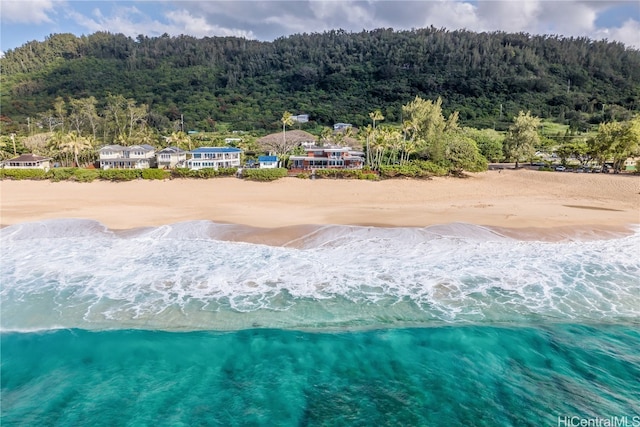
top-left (594, 18), bottom-right (640, 48)
top-left (0, 0), bottom-right (56, 24)
top-left (20, 0), bottom-right (636, 51)
top-left (66, 4), bottom-right (255, 40)
top-left (421, 1), bottom-right (480, 32)
top-left (538, 2), bottom-right (598, 35)
top-left (475, 0), bottom-right (543, 33)
top-left (67, 6), bottom-right (151, 35)
top-left (165, 9), bottom-right (255, 38)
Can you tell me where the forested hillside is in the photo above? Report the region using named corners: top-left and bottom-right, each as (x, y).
top-left (1, 28), bottom-right (639, 133)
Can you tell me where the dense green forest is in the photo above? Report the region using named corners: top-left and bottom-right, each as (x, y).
top-left (1, 28), bottom-right (639, 134)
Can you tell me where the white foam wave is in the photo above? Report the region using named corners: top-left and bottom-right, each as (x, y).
top-left (1, 219), bottom-right (639, 331)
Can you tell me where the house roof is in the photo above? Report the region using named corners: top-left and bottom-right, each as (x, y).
top-left (129, 144), bottom-right (155, 151)
top-left (290, 155), bottom-right (364, 161)
top-left (99, 144), bottom-right (154, 152)
top-left (99, 144), bottom-right (125, 151)
top-left (5, 153), bottom-right (51, 162)
top-left (101, 158), bottom-right (151, 163)
top-left (258, 156), bottom-right (278, 162)
top-left (157, 146), bottom-right (186, 154)
top-left (191, 147), bottom-right (242, 153)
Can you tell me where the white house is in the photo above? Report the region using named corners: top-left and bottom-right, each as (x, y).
top-left (2, 153), bottom-right (52, 171)
top-left (333, 123), bottom-right (352, 131)
top-left (258, 155), bottom-right (279, 169)
top-left (99, 144), bottom-right (156, 169)
top-left (186, 147), bottom-right (242, 170)
top-left (156, 146), bottom-right (187, 169)
top-left (291, 114), bottom-right (309, 123)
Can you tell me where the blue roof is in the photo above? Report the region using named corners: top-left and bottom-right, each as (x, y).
top-left (258, 156), bottom-right (278, 162)
top-left (191, 147), bottom-right (242, 153)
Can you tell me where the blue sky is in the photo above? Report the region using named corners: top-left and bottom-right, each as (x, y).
top-left (1, 0), bottom-right (639, 55)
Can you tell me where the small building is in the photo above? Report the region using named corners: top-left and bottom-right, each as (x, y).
top-left (2, 153), bottom-right (52, 171)
top-left (156, 146), bottom-right (187, 169)
top-left (289, 146), bottom-right (364, 170)
top-left (99, 144), bottom-right (156, 169)
top-left (258, 155), bottom-right (279, 169)
top-left (186, 147), bottom-right (242, 170)
top-left (623, 156), bottom-right (639, 171)
top-left (291, 114), bottom-right (309, 123)
top-left (333, 123), bottom-right (352, 131)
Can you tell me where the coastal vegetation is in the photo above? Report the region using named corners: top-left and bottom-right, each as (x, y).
top-left (2, 29), bottom-right (638, 132)
top-left (0, 29), bottom-right (638, 176)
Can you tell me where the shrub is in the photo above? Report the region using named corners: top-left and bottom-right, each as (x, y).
top-left (72, 169), bottom-right (99, 182)
top-left (98, 169), bottom-right (142, 181)
top-left (296, 173), bottom-right (310, 179)
top-left (0, 169), bottom-right (47, 180)
top-left (361, 172), bottom-right (379, 180)
top-left (413, 160), bottom-right (448, 176)
top-left (47, 168), bottom-right (75, 182)
top-left (192, 168), bottom-right (220, 178)
top-left (313, 169), bottom-right (378, 180)
top-left (170, 168), bottom-right (193, 179)
top-left (217, 167), bottom-right (238, 176)
top-left (170, 167), bottom-right (237, 179)
top-left (141, 169), bottom-right (169, 180)
top-left (243, 168), bottom-right (288, 181)
top-left (379, 160), bottom-right (449, 179)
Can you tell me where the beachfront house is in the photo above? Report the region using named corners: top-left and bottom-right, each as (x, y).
top-left (99, 144), bottom-right (156, 169)
top-left (2, 153), bottom-right (52, 171)
top-left (156, 146), bottom-right (187, 169)
top-left (258, 155), bottom-right (279, 169)
top-left (289, 145), bottom-right (365, 170)
top-left (185, 147), bottom-right (242, 170)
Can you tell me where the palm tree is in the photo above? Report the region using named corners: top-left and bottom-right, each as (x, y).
top-left (169, 131), bottom-right (192, 151)
top-left (0, 137), bottom-right (13, 160)
top-left (281, 111), bottom-right (294, 152)
top-left (319, 127), bottom-right (333, 147)
top-left (61, 131), bottom-right (92, 167)
top-left (360, 125), bottom-right (374, 167)
top-left (9, 133), bottom-right (17, 156)
top-left (47, 131), bottom-right (71, 166)
top-left (369, 110), bottom-right (384, 130)
top-left (386, 129), bottom-right (403, 165)
top-left (370, 128), bottom-right (389, 170)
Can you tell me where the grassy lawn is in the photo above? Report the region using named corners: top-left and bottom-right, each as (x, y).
top-left (540, 120), bottom-right (598, 139)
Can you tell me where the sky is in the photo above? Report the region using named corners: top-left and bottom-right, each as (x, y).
top-left (1, 0), bottom-right (639, 55)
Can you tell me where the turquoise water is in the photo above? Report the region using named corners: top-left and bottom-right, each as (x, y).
top-left (2, 220), bottom-right (639, 425)
top-left (2, 326), bottom-right (639, 426)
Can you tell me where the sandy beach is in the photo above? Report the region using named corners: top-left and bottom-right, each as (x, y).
top-left (1, 169), bottom-right (639, 240)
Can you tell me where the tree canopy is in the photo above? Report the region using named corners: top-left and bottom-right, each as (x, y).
top-left (1, 28), bottom-right (638, 134)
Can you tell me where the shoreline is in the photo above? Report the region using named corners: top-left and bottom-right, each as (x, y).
top-left (1, 170), bottom-right (639, 241)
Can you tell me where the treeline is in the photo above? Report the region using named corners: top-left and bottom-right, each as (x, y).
top-left (1, 28), bottom-right (639, 133)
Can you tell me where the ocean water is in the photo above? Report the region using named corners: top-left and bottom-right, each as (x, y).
top-left (1, 219), bottom-right (639, 425)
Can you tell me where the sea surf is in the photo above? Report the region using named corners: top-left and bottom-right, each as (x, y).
top-left (1, 219), bottom-right (639, 425)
